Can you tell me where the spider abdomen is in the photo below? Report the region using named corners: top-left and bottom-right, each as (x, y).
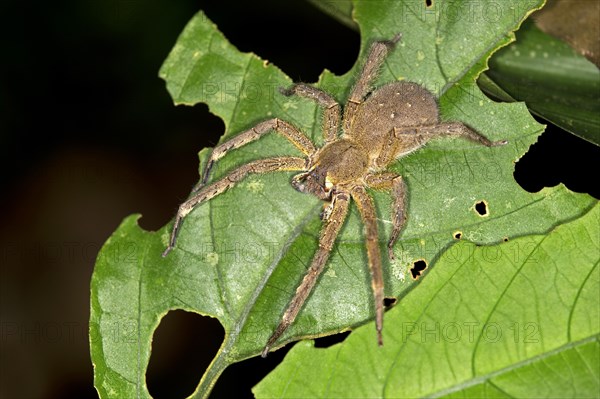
top-left (349, 81), bottom-right (439, 161)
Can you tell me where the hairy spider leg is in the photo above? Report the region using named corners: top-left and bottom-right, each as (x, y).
top-left (193, 118), bottom-right (317, 193)
top-left (390, 123), bottom-right (508, 152)
top-left (343, 33), bottom-right (402, 133)
top-left (280, 84), bottom-right (341, 143)
top-left (364, 173), bottom-right (408, 261)
top-left (369, 121), bottom-right (506, 260)
top-left (162, 157), bottom-right (307, 257)
top-left (351, 186), bottom-right (385, 346)
top-left (262, 190), bottom-right (350, 357)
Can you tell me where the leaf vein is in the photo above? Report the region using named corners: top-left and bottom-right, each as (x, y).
top-left (567, 259), bottom-right (600, 341)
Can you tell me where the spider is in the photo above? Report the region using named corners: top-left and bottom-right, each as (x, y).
top-left (162, 34), bottom-right (506, 357)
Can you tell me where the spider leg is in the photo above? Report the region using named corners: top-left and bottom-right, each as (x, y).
top-left (280, 84), bottom-right (341, 143)
top-left (197, 118), bottom-right (317, 192)
top-left (392, 123), bottom-right (507, 150)
top-left (344, 33), bottom-right (402, 132)
top-left (364, 173), bottom-right (407, 261)
top-left (162, 156), bottom-right (307, 257)
top-left (261, 190), bottom-right (350, 357)
top-left (351, 185), bottom-right (385, 346)
top-left (375, 128), bottom-right (402, 168)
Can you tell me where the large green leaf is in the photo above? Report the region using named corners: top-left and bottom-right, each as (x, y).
top-left (90, 1), bottom-right (598, 398)
top-left (306, 0), bottom-right (357, 30)
top-left (480, 20), bottom-right (600, 146)
top-left (253, 203), bottom-right (600, 398)
top-left (304, 0), bottom-right (600, 145)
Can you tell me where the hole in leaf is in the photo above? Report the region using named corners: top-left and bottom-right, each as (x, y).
top-left (474, 200), bottom-right (489, 217)
top-left (453, 231), bottom-right (462, 240)
top-left (147, 310), bottom-right (224, 399)
top-left (425, 0), bottom-right (433, 7)
top-left (384, 297), bottom-right (397, 308)
top-left (503, 237), bottom-right (509, 242)
top-left (514, 120), bottom-right (600, 200)
top-left (200, 1), bottom-right (359, 82)
top-left (410, 259), bottom-right (428, 279)
top-left (211, 343), bottom-right (293, 398)
top-left (313, 331), bottom-right (351, 348)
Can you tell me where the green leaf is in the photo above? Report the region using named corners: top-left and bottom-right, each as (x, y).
top-left (253, 203), bottom-right (600, 398)
top-left (90, 1), bottom-right (598, 398)
top-left (306, 0), bottom-right (357, 30)
top-left (302, 0), bottom-right (600, 146)
top-left (480, 19), bottom-right (600, 146)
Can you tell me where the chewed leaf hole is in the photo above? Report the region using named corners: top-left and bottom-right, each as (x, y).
top-left (410, 259), bottom-right (428, 279)
top-left (425, 0), bottom-right (433, 7)
top-left (384, 297), bottom-right (397, 308)
top-left (453, 231), bottom-right (462, 240)
top-left (474, 200), bottom-right (489, 217)
top-left (314, 331), bottom-right (351, 348)
top-left (503, 237), bottom-right (509, 242)
top-left (147, 310), bottom-right (224, 399)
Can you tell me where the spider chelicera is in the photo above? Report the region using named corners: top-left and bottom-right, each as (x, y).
top-left (162, 34), bottom-right (506, 357)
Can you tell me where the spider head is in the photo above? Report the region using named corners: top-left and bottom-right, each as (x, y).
top-left (291, 168), bottom-right (331, 201)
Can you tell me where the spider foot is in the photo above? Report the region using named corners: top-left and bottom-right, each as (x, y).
top-left (261, 345), bottom-right (270, 358)
top-left (388, 32), bottom-right (402, 45)
top-left (387, 245), bottom-right (396, 261)
top-left (492, 139), bottom-right (509, 146)
top-left (191, 181), bottom-right (205, 194)
top-left (162, 246), bottom-right (173, 258)
top-left (278, 85), bottom-right (296, 97)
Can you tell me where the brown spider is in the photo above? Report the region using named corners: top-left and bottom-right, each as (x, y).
top-left (162, 34), bottom-right (506, 357)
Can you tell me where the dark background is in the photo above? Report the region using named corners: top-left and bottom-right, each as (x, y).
top-left (1, 1), bottom-right (597, 398)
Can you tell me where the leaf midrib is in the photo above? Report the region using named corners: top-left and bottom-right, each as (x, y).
top-left (136, 236), bottom-right (151, 399)
top-left (220, 201), bottom-right (322, 355)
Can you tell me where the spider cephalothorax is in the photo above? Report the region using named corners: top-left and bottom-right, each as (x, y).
top-left (162, 34), bottom-right (505, 357)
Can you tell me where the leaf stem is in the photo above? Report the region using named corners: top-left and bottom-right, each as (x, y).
top-left (190, 344), bottom-right (230, 399)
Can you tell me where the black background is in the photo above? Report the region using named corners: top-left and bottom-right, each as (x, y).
top-left (1, 1), bottom-right (597, 398)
